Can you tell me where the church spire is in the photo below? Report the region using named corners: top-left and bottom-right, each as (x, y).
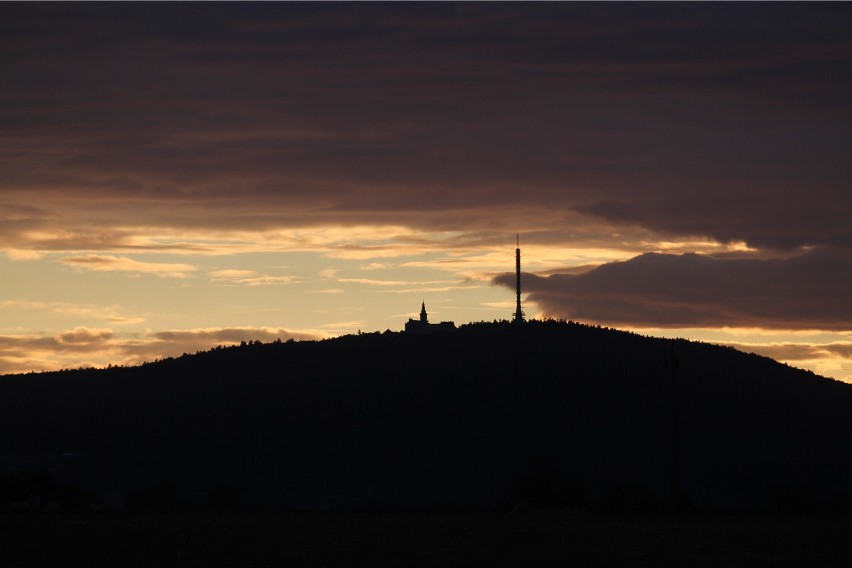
top-left (420, 301), bottom-right (428, 323)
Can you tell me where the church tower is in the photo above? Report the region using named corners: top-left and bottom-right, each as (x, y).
top-left (513, 234), bottom-right (525, 324)
top-left (405, 301), bottom-right (456, 333)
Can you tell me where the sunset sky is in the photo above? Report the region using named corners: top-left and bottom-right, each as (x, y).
top-left (2, 3), bottom-right (851, 382)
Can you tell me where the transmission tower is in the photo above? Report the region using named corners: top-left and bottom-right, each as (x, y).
top-left (513, 234), bottom-right (525, 324)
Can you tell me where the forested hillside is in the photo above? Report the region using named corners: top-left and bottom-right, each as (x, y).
top-left (3, 320), bottom-right (850, 511)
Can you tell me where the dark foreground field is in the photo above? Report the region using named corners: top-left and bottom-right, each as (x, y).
top-left (3, 512), bottom-right (851, 568)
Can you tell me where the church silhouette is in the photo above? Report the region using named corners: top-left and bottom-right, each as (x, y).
top-left (404, 302), bottom-right (456, 334)
top-left (406, 237), bottom-right (524, 333)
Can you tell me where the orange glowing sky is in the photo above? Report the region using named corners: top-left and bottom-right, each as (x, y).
top-left (1, 3), bottom-right (851, 381)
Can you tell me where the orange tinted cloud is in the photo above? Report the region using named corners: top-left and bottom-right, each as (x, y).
top-left (61, 255), bottom-right (197, 278)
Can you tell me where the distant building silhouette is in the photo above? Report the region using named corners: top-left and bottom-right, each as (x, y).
top-left (405, 302), bottom-right (456, 334)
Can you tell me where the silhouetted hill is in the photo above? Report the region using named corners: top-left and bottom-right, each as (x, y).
top-left (2, 320), bottom-right (851, 511)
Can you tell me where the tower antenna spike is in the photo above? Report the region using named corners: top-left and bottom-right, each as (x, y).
top-left (513, 234), bottom-right (524, 324)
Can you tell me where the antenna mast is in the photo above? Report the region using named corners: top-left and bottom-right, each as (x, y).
top-left (513, 234), bottom-right (524, 324)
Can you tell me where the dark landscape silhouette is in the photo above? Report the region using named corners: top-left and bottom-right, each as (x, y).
top-left (4, 3), bottom-right (852, 565)
top-left (3, 319), bottom-right (851, 515)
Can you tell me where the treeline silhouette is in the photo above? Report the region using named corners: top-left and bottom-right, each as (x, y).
top-left (2, 320), bottom-right (851, 513)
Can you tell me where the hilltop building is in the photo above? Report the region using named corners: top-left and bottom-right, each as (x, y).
top-left (405, 302), bottom-right (456, 334)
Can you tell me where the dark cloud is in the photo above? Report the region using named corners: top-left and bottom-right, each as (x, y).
top-left (723, 342), bottom-right (852, 363)
top-left (0, 328), bottom-right (115, 374)
top-left (826, 344), bottom-right (852, 359)
top-left (116, 327), bottom-right (323, 365)
top-left (151, 328), bottom-right (316, 346)
top-left (56, 327), bottom-right (113, 345)
top-left (0, 326), bottom-right (322, 375)
top-left (495, 250), bottom-right (852, 330)
top-left (2, 3), bottom-right (851, 249)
